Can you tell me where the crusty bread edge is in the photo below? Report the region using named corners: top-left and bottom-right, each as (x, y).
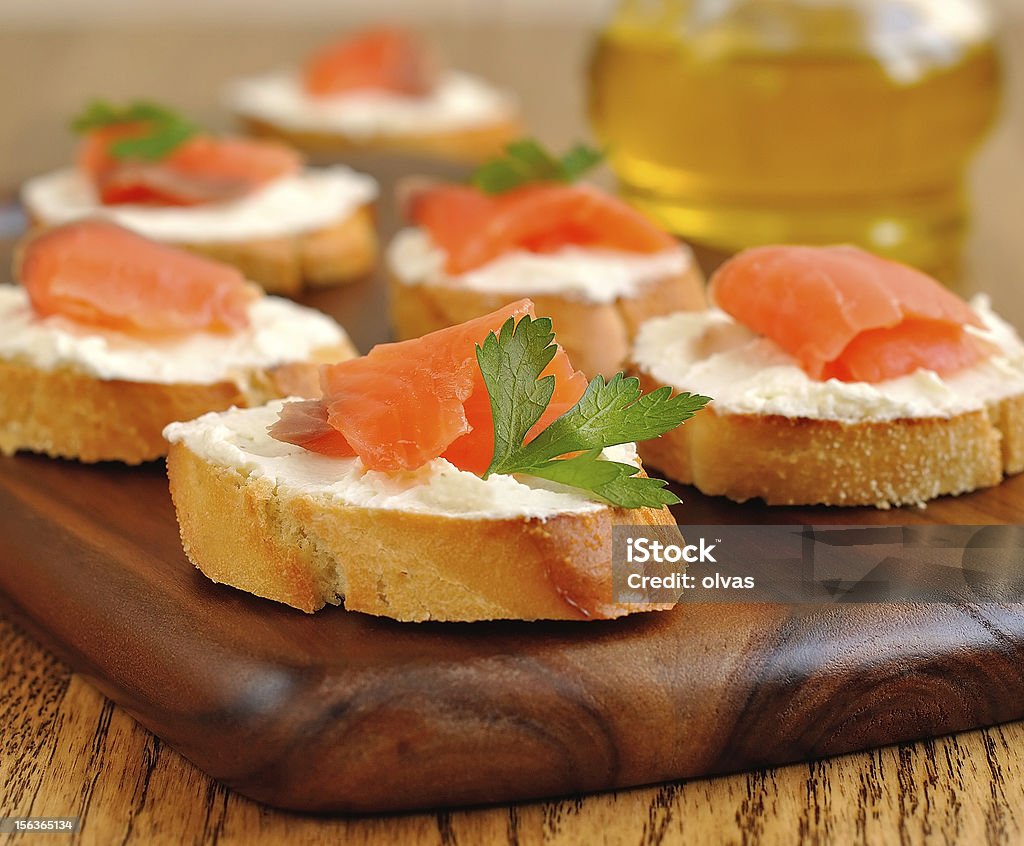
top-left (25, 204), bottom-right (378, 298)
top-left (0, 341), bottom-right (355, 464)
top-left (166, 440), bottom-right (680, 622)
top-left (179, 204), bottom-right (378, 296)
top-left (631, 365), bottom-right (1024, 508)
top-left (389, 264), bottom-right (707, 378)
top-left (239, 115), bottom-right (522, 164)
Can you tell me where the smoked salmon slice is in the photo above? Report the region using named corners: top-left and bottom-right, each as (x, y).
top-left (302, 27), bottom-right (437, 98)
top-left (408, 183), bottom-right (678, 275)
top-left (266, 400), bottom-right (353, 457)
top-left (20, 220), bottom-right (254, 333)
top-left (79, 126), bottom-right (301, 206)
top-left (710, 245), bottom-right (989, 382)
top-left (270, 299), bottom-right (588, 473)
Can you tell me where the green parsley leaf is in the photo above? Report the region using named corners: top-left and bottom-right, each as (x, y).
top-left (559, 143), bottom-right (605, 182)
top-left (109, 120), bottom-right (197, 161)
top-left (70, 101), bottom-right (122, 133)
top-left (502, 138), bottom-right (563, 180)
top-left (475, 314), bottom-right (557, 473)
top-left (471, 138), bottom-right (604, 195)
top-left (475, 314), bottom-right (711, 508)
top-left (70, 99), bottom-right (199, 162)
top-left (525, 449), bottom-right (680, 509)
top-left (515, 373), bottom-right (710, 466)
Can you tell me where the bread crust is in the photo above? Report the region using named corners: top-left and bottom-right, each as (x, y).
top-left (26, 205), bottom-right (378, 298)
top-left (240, 115), bottom-right (522, 164)
top-left (166, 441), bottom-right (680, 622)
top-left (179, 204), bottom-right (377, 296)
top-left (633, 366), bottom-right (1024, 507)
top-left (389, 265), bottom-right (707, 378)
top-left (0, 341), bottom-right (354, 465)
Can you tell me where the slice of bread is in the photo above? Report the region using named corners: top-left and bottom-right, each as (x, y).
top-left (164, 405), bottom-right (680, 622)
top-left (240, 115), bottom-right (522, 164)
top-left (0, 341), bottom-right (354, 465)
top-left (388, 257), bottom-right (706, 378)
top-left (177, 204), bottom-right (377, 296)
top-left (635, 372), bottom-right (1024, 507)
top-left (630, 308), bottom-right (1024, 508)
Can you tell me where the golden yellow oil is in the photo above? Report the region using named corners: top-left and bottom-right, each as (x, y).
top-left (588, 5), bottom-right (1001, 279)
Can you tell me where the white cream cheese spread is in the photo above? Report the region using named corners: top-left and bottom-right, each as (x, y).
top-left (632, 296), bottom-right (1024, 421)
top-left (388, 227), bottom-right (691, 305)
top-left (0, 285), bottom-right (348, 386)
top-left (225, 70), bottom-right (516, 138)
top-left (165, 400), bottom-right (636, 520)
top-left (21, 166), bottom-right (377, 243)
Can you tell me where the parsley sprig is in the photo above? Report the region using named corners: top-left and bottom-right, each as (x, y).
top-left (476, 315), bottom-right (710, 508)
top-left (71, 100), bottom-right (198, 162)
top-left (471, 139), bottom-right (604, 195)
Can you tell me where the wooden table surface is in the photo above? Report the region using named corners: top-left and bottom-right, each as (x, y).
top-left (2, 19), bottom-right (1024, 846)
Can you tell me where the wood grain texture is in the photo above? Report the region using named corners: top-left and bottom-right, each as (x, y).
top-left (2, 612), bottom-right (1023, 845)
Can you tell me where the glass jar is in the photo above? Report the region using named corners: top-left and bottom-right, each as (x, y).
top-left (587, 0), bottom-right (1001, 280)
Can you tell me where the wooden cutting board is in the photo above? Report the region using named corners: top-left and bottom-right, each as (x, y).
top-left (2, 451), bottom-right (1024, 814)
top-left (2, 157), bottom-right (1024, 813)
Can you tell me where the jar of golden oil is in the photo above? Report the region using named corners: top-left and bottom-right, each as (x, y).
top-left (588, 0), bottom-right (1001, 279)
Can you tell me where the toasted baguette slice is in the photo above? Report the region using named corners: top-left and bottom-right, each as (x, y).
top-left (630, 306), bottom-right (1024, 508)
top-left (241, 115), bottom-right (522, 164)
top-left (165, 405), bottom-right (679, 622)
top-left (635, 371), bottom-right (1024, 507)
top-left (21, 163), bottom-right (381, 297)
top-left (177, 204), bottom-right (377, 296)
top-left (0, 341), bottom-right (354, 465)
top-left (388, 258), bottom-right (706, 379)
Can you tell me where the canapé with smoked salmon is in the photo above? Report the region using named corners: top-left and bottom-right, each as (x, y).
top-left (630, 245), bottom-right (1024, 507)
top-left (0, 220), bottom-right (355, 464)
top-left (387, 141), bottom-right (706, 378)
top-left (226, 26), bottom-right (520, 163)
top-left (164, 300), bottom-right (711, 621)
top-left (20, 101), bottom-right (379, 296)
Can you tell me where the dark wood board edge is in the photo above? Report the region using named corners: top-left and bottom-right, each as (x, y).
top-left (3, 459), bottom-right (1024, 813)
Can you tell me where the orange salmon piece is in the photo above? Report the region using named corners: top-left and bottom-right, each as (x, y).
top-left (409, 183), bottom-right (677, 275)
top-left (20, 220), bottom-right (253, 334)
top-left (78, 129), bottom-right (300, 206)
top-left (270, 300), bottom-right (588, 473)
top-left (303, 27), bottom-right (436, 98)
top-left (710, 245), bottom-right (988, 382)
top-left (268, 400), bottom-right (354, 457)
top-left (405, 184), bottom-right (496, 261)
